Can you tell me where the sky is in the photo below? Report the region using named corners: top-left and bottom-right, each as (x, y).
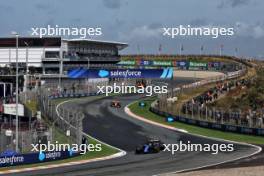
top-left (0, 0), bottom-right (264, 58)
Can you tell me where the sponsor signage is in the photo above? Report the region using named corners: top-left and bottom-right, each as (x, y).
top-left (225, 125), bottom-right (237, 132)
top-left (0, 151), bottom-right (79, 167)
top-left (179, 117), bottom-right (187, 122)
top-left (189, 61), bottom-right (207, 67)
top-left (5, 130), bottom-right (12, 137)
top-left (188, 119), bottom-right (196, 124)
top-left (199, 121), bottom-right (209, 127)
top-left (150, 107), bottom-right (264, 137)
top-left (3, 104), bottom-right (24, 116)
top-left (117, 60), bottom-right (136, 65)
top-left (117, 60), bottom-right (223, 71)
top-left (208, 62), bottom-right (220, 68)
top-left (241, 127), bottom-right (253, 134)
top-left (176, 61), bottom-right (187, 67)
top-left (152, 61), bottom-right (172, 66)
top-left (68, 68), bottom-right (174, 79)
top-left (257, 129), bottom-right (264, 135)
top-left (140, 60), bottom-right (152, 66)
top-left (138, 101), bottom-right (146, 107)
top-left (166, 116), bottom-right (175, 122)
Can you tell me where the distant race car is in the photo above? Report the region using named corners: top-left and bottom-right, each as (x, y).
top-left (136, 80), bottom-right (147, 88)
top-left (135, 139), bottom-right (165, 154)
top-left (110, 100), bottom-right (121, 108)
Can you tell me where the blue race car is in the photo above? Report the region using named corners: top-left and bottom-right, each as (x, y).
top-left (135, 139), bottom-right (165, 154)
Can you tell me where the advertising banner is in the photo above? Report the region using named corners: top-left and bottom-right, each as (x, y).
top-left (208, 62), bottom-right (220, 68)
top-left (0, 151), bottom-right (79, 167)
top-left (152, 61), bottom-right (172, 66)
top-left (139, 60), bottom-right (152, 66)
top-left (189, 61), bottom-right (207, 67)
top-left (176, 61), bottom-right (188, 68)
top-left (116, 60), bottom-right (136, 65)
top-left (3, 104), bottom-right (24, 116)
top-left (68, 68), bottom-right (174, 79)
top-left (150, 106), bottom-right (264, 137)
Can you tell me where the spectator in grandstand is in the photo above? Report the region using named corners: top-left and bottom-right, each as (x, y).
top-left (63, 87), bottom-right (67, 94)
top-left (72, 83), bottom-right (76, 94)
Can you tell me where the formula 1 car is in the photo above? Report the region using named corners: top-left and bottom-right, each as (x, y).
top-left (110, 100), bottom-right (121, 108)
top-left (135, 139), bottom-right (165, 154)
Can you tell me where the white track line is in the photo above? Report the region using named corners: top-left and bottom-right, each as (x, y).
top-left (0, 152), bottom-right (124, 175)
top-left (56, 99), bottom-right (126, 154)
top-left (124, 105), bottom-right (262, 176)
top-left (0, 98), bottom-right (126, 175)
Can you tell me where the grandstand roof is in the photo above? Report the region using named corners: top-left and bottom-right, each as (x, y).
top-left (63, 38), bottom-right (128, 50)
top-left (0, 37), bottom-right (128, 50)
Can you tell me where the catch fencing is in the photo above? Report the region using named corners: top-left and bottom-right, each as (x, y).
top-left (152, 68), bottom-right (264, 133)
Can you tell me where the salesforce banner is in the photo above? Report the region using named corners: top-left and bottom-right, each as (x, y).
top-left (68, 68), bottom-right (174, 79)
top-left (0, 151), bottom-right (79, 167)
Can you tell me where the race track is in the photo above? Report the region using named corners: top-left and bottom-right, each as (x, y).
top-left (11, 78), bottom-right (260, 176)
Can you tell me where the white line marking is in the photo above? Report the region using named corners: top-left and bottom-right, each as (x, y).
top-left (124, 104), bottom-right (262, 176)
top-left (0, 98), bottom-right (126, 175)
top-left (56, 99), bottom-right (126, 154)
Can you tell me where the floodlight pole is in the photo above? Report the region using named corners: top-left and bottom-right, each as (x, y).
top-left (59, 47), bottom-right (63, 92)
top-left (87, 58), bottom-right (89, 94)
top-left (13, 32), bottom-right (19, 152)
top-left (24, 42), bottom-right (29, 102)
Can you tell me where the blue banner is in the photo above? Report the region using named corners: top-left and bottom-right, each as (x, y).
top-left (150, 107), bottom-right (264, 137)
top-left (176, 61), bottom-right (188, 67)
top-left (0, 151), bottom-right (79, 167)
top-left (68, 68), bottom-right (173, 79)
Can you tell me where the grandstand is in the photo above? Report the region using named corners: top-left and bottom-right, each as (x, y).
top-left (0, 37), bottom-right (128, 91)
top-left (0, 37), bottom-right (128, 74)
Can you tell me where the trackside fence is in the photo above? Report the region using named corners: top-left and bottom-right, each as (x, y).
top-left (151, 68), bottom-right (264, 135)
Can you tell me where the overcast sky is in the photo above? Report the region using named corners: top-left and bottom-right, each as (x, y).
top-left (0, 0), bottom-right (264, 58)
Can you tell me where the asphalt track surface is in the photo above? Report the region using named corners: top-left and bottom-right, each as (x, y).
top-left (11, 78), bottom-right (260, 176)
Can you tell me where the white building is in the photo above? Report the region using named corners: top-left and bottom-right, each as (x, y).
top-left (0, 37), bottom-right (128, 71)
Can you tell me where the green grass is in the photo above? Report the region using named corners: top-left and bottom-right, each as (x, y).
top-left (128, 98), bottom-right (264, 145)
top-left (0, 95), bottom-right (119, 171)
top-left (0, 137), bottom-right (118, 171)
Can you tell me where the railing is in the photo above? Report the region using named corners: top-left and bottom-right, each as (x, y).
top-left (37, 88), bottom-right (84, 145)
top-left (150, 66), bottom-right (264, 135)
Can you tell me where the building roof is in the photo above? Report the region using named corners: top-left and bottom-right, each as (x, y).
top-left (63, 38), bottom-right (128, 50)
top-left (0, 37), bottom-right (128, 50)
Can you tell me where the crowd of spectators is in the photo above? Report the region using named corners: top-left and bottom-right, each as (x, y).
top-left (182, 78), bottom-right (264, 128)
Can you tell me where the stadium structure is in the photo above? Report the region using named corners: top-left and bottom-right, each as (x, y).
top-left (0, 37), bottom-right (128, 73)
top-left (0, 37), bottom-right (128, 90)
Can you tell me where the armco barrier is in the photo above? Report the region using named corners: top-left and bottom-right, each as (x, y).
top-left (150, 106), bottom-right (264, 137)
top-left (0, 150), bottom-right (79, 167)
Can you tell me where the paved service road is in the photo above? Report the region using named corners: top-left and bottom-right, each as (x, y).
top-left (12, 79), bottom-right (260, 176)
